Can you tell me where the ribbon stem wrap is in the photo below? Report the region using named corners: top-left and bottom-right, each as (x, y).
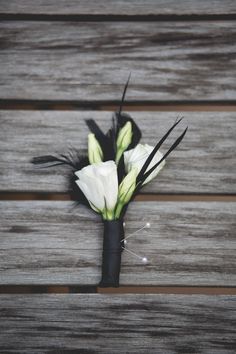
top-left (99, 219), bottom-right (124, 287)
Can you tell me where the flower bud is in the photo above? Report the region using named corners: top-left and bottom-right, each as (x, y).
top-left (116, 121), bottom-right (132, 163)
top-left (117, 121), bottom-right (132, 150)
top-left (118, 167), bottom-right (138, 205)
top-left (88, 133), bottom-right (103, 164)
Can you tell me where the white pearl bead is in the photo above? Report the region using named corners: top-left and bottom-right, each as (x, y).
top-left (146, 222), bottom-right (150, 228)
top-left (123, 239), bottom-right (127, 245)
top-left (142, 257), bottom-right (148, 264)
top-left (123, 222), bottom-right (126, 227)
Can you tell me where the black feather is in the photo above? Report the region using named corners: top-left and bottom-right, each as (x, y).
top-left (115, 74), bottom-right (142, 148)
top-left (86, 119), bottom-right (115, 160)
top-left (138, 127), bottom-right (188, 188)
top-left (68, 171), bottom-right (90, 207)
top-left (31, 151), bottom-right (91, 207)
top-left (31, 155), bottom-right (75, 167)
top-left (86, 119), bottom-right (107, 142)
top-left (65, 153), bottom-right (90, 206)
top-left (31, 155), bottom-right (63, 165)
top-left (118, 72), bottom-right (131, 116)
top-left (117, 154), bottom-right (126, 184)
top-left (136, 118), bottom-right (183, 184)
top-left (114, 111), bottom-right (142, 149)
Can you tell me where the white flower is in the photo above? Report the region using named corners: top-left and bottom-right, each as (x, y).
top-left (124, 143), bottom-right (165, 185)
top-left (88, 133), bottom-right (103, 164)
top-left (75, 161), bottom-right (118, 216)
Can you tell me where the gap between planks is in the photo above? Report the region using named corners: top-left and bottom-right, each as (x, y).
top-left (1, 13), bottom-right (236, 22)
top-left (0, 285), bottom-right (236, 295)
top-left (1, 100), bottom-right (236, 111)
top-left (1, 192), bottom-right (236, 202)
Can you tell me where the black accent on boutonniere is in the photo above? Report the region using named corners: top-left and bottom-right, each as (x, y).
top-left (136, 122), bottom-right (188, 189)
top-left (99, 219), bottom-right (124, 287)
top-left (141, 127), bottom-right (188, 185)
top-left (85, 119), bottom-right (116, 161)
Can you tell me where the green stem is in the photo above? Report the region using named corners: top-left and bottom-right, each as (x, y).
top-left (114, 202), bottom-right (124, 219)
top-left (102, 209), bottom-right (114, 220)
top-left (106, 209), bottom-right (114, 220)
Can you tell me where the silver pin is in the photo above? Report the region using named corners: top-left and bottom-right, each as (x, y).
top-left (122, 246), bottom-right (148, 264)
top-left (120, 222), bottom-right (151, 244)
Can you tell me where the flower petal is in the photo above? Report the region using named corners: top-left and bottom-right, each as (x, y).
top-left (74, 160), bottom-right (118, 213)
top-left (124, 143), bottom-right (165, 184)
top-left (75, 176), bottom-right (105, 211)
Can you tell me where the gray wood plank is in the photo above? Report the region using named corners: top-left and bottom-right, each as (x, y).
top-left (0, 21), bottom-right (235, 101)
top-left (0, 294), bottom-right (235, 353)
top-left (1, 111), bottom-right (235, 194)
top-left (0, 201), bottom-right (235, 286)
top-left (0, 0), bottom-right (235, 15)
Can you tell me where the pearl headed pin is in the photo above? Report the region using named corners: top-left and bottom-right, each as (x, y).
top-left (120, 221), bottom-right (151, 265)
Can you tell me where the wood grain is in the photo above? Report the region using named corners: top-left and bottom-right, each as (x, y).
top-left (0, 2), bottom-right (235, 350)
top-left (0, 294), bottom-right (235, 353)
top-left (0, 21), bottom-right (235, 101)
top-left (0, 201), bottom-right (235, 286)
top-left (0, 0), bottom-right (235, 15)
top-left (0, 111), bottom-right (235, 194)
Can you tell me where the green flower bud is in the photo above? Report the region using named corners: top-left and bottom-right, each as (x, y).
top-left (88, 133), bottom-right (103, 164)
top-left (116, 121), bottom-right (133, 164)
top-left (115, 167), bottom-right (138, 219)
top-left (117, 121), bottom-right (132, 149)
top-left (118, 167), bottom-right (138, 205)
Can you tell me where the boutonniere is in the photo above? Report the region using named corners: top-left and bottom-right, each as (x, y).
top-left (32, 77), bottom-right (187, 287)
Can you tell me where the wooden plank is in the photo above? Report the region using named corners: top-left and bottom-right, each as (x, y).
top-left (0, 0), bottom-right (235, 15)
top-left (0, 201), bottom-right (235, 286)
top-left (0, 294), bottom-right (235, 353)
top-left (0, 21), bottom-right (235, 101)
top-left (0, 111), bottom-right (235, 194)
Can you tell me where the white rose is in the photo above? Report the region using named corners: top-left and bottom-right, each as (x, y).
top-left (124, 143), bottom-right (165, 185)
top-left (75, 161), bottom-right (118, 218)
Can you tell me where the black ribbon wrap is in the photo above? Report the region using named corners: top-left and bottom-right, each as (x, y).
top-left (99, 219), bottom-right (124, 287)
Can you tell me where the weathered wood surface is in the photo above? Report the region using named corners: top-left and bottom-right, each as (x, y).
top-left (1, 111), bottom-right (235, 194)
top-left (0, 294), bottom-right (235, 353)
top-left (1, 0), bottom-right (235, 15)
top-left (0, 21), bottom-right (235, 101)
top-left (0, 201), bottom-right (235, 286)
